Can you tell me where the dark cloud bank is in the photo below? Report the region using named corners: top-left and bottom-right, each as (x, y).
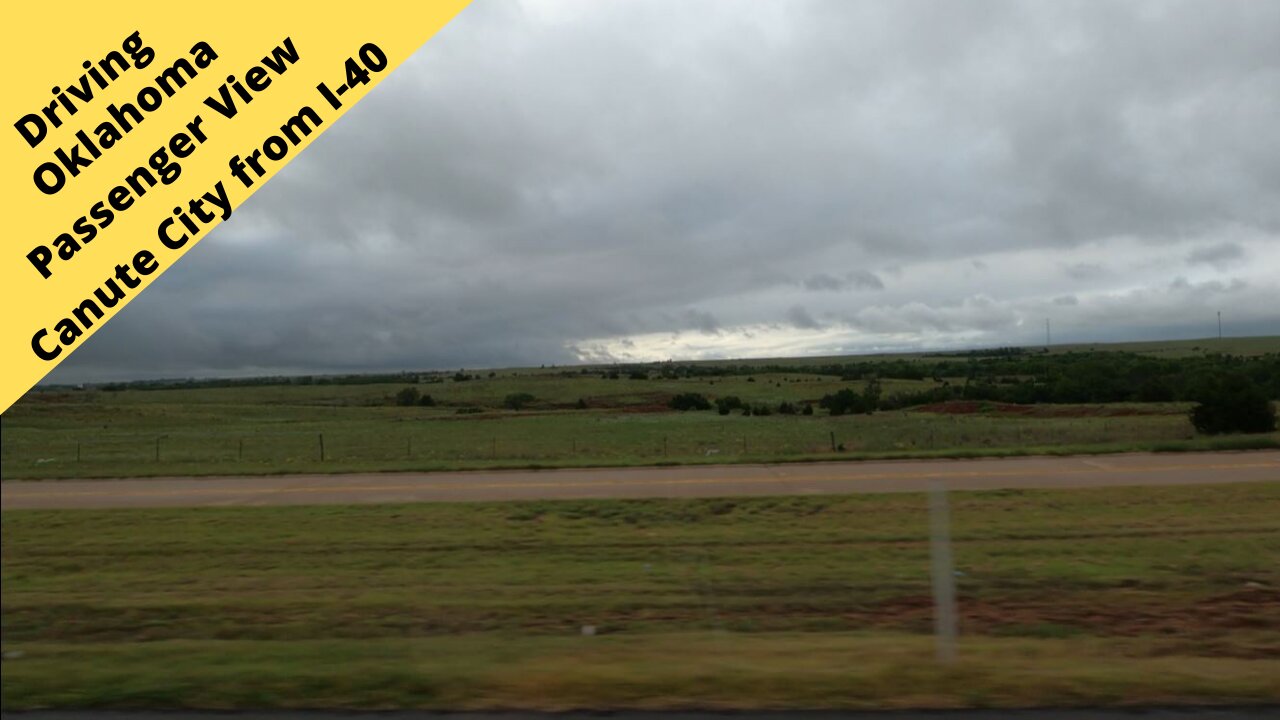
top-left (51, 0), bottom-right (1280, 382)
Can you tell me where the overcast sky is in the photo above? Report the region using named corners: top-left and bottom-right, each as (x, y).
top-left (51, 0), bottom-right (1280, 383)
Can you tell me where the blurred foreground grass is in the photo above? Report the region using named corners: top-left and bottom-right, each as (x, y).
top-left (4, 482), bottom-right (1279, 709)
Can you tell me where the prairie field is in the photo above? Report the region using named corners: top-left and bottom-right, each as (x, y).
top-left (5, 356), bottom-right (1278, 480)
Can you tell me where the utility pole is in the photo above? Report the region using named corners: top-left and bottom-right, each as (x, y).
top-left (929, 481), bottom-right (958, 663)
top-left (1045, 318), bottom-right (1051, 348)
top-left (1218, 311), bottom-right (1222, 340)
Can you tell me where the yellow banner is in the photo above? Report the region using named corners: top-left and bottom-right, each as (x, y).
top-left (0, 1), bottom-right (471, 412)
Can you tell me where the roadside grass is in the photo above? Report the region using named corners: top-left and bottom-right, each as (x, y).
top-left (4, 435), bottom-right (1278, 483)
top-left (3, 482), bottom-right (1278, 708)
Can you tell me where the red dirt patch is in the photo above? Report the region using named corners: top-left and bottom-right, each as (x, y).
top-left (856, 588), bottom-right (1280, 643)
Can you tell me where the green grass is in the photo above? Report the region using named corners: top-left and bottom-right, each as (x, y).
top-left (4, 483), bottom-right (1279, 709)
top-left (6, 335), bottom-right (1279, 481)
top-left (6, 373), bottom-right (1263, 480)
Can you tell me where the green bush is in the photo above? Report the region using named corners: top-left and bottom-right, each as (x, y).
top-left (819, 388), bottom-right (869, 416)
top-left (1189, 372), bottom-right (1276, 434)
top-left (503, 393), bottom-right (536, 410)
top-left (669, 393), bottom-right (712, 411)
top-left (715, 396), bottom-right (744, 415)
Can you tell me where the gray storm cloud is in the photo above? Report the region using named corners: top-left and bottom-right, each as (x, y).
top-left (48, 0), bottom-right (1280, 382)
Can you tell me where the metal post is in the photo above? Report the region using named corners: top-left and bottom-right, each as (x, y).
top-left (238, 439), bottom-right (244, 461)
top-left (929, 481), bottom-right (958, 663)
top-left (318, 433), bottom-right (326, 462)
top-left (155, 436), bottom-right (161, 462)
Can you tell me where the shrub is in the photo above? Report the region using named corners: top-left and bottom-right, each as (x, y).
top-left (819, 388), bottom-right (868, 416)
top-left (575, 398), bottom-right (588, 409)
top-left (418, 394), bottom-right (436, 407)
top-left (669, 393), bottom-right (712, 411)
top-left (1189, 373), bottom-right (1276, 434)
top-left (394, 386), bottom-right (421, 406)
top-left (819, 380), bottom-right (884, 415)
top-left (716, 396), bottom-right (744, 415)
top-left (504, 392), bottom-right (536, 410)
top-left (802, 403), bottom-right (814, 416)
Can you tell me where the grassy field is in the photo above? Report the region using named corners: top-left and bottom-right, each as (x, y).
top-left (5, 373), bottom-right (1272, 480)
top-left (3, 482), bottom-right (1279, 709)
top-left (4, 335), bottom-right (1277, 480)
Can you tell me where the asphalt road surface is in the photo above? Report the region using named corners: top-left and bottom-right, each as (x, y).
top-left (3, 450), bottom-right (1277, 510)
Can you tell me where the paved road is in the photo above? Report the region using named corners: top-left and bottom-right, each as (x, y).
top-left (3, 450), bottom-right (1277, 510)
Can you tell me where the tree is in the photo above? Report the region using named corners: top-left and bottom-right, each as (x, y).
top-left (418, 394), bottom-right (436, 407)
top-left (862, 378), bottom-right (882, 411)
top-left (394, 386), bottom-right (421, 406)
top-left (819, 388), bottom-right (868, 416)
top-left (1189, 372), bottom-right (1276, 434)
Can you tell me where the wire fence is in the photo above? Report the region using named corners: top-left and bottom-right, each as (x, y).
top-left (1, 413), bottom-right (1199, 474)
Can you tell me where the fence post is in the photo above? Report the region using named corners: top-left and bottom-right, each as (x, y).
top-left (238, 438), bottom-right (244, 461)
top-left (318, 433), bottom-right (326, 462)
top-left (830, 431), bottom-right (836, 451)
top-left (77, 442), bottom-right (82, 462)
top-left (664, 436), bottom-right (668, 456)
top-left (929, 481), bottom-right (958, 663)
top-left (155, 436), bottom-right (161, 462)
